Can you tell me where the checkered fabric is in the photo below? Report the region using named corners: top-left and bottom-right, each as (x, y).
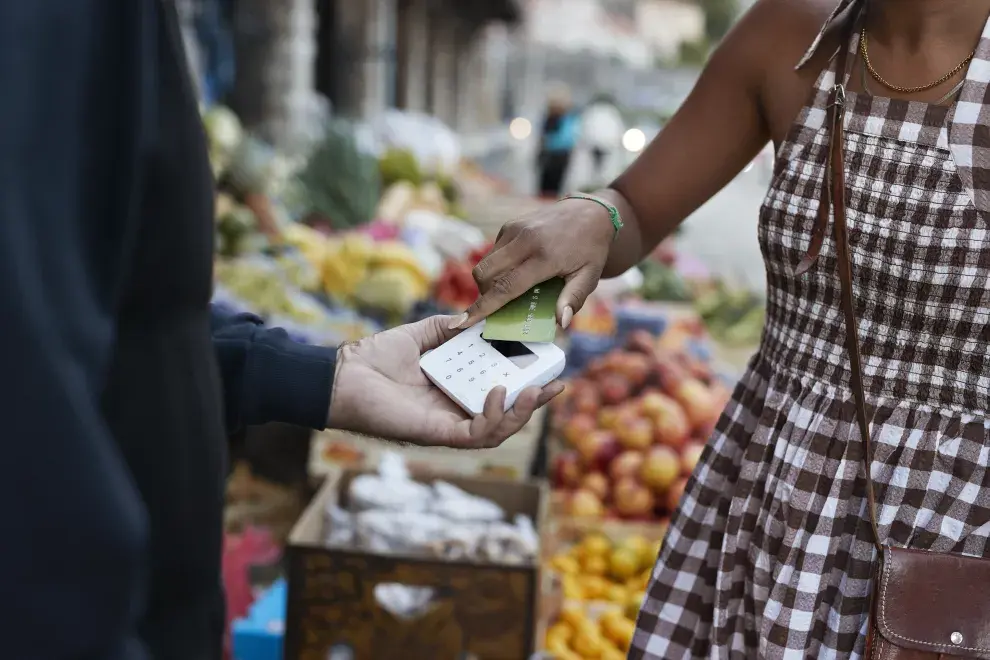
top-left (631, 5), bottom-right (990, 659)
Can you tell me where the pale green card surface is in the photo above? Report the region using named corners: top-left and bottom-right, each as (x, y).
top-left (481, 278), bottom-right (564, 343)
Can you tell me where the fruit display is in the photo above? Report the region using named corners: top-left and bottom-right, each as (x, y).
top-left (432, 243), bottom-right (492, 311)
top-left (637, 259), bottom-right (692, 302)
top-left (569, 298), bottom-right (616, 336)
top-left (544, 604), bottom-right (637, 660)
top-left (551, 325), bottom-right (733, 522)
top-left (542, 526), bottom-right (667, 658)
top-left (694, 280), bottom-right (766, 347)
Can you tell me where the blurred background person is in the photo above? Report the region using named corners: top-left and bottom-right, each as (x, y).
top-left (564, 92), bottom-right (627, 192)
top-left (537, 84), bottom-right (579, 198)
top-left (580, 93), bottom-right (626, 186)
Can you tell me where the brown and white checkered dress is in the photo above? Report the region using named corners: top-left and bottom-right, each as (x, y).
top-left (631, 2), bottom-right (990, 658)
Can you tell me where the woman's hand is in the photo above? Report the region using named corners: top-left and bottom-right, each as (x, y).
top-left (460, 197), bottom-right (618, 329)
top-left (327, 315), bottom-right (564, 448)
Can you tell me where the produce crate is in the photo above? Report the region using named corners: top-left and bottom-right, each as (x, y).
top-left (284, 467), bottom-right (549, 660)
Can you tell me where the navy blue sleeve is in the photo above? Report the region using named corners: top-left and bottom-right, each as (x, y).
top-left (0, 3), bottom-right (152, 659)
top-left (211, 306), bottom-right (336, 432)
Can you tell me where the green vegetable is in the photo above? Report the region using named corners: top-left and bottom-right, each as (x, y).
top-left (378, 148), bottom-right (423, 188)
top-left (638, 260), bottom-right (692, 302)
top-left (292, 120), bottom-right (381, 229)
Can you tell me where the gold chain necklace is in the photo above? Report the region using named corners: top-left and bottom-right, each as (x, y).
top-left (860, 28), bottom-right (975, 94)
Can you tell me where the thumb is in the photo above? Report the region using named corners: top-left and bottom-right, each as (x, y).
top-left (557, 267), bottom-right (601, 329)
top-left (406, 314), bottom-right (465, 353)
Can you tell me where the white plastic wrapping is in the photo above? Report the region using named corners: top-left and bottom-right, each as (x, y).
top-left (363, 110), bottom-right (462, 176)
top-left (323, 452), bottom-right (538, 566)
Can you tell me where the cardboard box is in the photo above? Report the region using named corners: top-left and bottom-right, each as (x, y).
top-left (285, 468), bottom-right (549, 660)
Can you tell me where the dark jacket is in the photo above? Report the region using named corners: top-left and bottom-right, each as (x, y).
top-left (0, 2), bottom-right (334, 658)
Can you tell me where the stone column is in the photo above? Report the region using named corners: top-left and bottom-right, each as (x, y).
top-left (361, 0), bottom-right (398, 118)
top-left (230, 0), bottom-right (318, 149)
top-left (454, 25), bottom-right (479, 132)
top-left (397, 0), bottom-right (430, 112)
top-left (428, 9), bottom-right (458, 126)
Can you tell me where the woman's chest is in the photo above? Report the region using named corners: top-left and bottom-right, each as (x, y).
top-left (760, 127), bottom-right (990, 348)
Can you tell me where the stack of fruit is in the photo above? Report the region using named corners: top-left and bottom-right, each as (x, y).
top-left (544, 606), bottom-right (635, 660)
top-left (543, 531), bottom-right (661, 659)
top-left (569, 298), bottom-right (616, 336)
top-left (432, 243), bottom-right (492, 311)
top-left (551, 327), bottom-right (732, 522)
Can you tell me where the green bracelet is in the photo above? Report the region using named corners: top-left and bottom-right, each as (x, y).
top-left (559, 193), bottom-right (624, 240)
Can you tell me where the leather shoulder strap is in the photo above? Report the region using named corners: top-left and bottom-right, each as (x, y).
top-left (795, 11), bottom-right (886, 554)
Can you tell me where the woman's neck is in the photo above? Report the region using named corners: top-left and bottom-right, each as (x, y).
top-left (867, 0), bottom-right (990, 51)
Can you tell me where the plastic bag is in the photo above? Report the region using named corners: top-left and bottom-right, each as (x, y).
top-left (363, 110), bottom-right (462, 176)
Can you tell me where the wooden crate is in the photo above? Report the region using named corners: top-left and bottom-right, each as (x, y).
top-left (284, 467), bottom-right (550, 660)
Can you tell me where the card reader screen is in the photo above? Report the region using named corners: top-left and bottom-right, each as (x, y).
top-left (489, 339), bottom-right (539, 369)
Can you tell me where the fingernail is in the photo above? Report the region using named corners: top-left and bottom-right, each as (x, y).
top-left (561, 306), bottom-right (573, 329)
top-left (448, 313), bottom-right (468, 330)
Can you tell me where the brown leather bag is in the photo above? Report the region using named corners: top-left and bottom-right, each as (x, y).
top-left (796, 16), bottom-right (990, 660)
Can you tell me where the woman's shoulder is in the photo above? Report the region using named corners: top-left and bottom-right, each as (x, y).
top-left (727, 0), bottom-right (855, 141)
top-left (732, 0), bottom-right (847, 68)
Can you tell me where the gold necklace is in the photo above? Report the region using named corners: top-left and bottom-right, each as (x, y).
top-left (860, 28), bottom-right (975, 94)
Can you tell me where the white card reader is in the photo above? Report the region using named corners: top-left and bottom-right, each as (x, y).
top-left (420, 321), bottom-right (566, 416)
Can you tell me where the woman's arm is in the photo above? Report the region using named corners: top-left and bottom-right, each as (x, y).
top-left (463, 0), bottom-right (789, 326)
top-left (598, 0), bottom-right (833, 278)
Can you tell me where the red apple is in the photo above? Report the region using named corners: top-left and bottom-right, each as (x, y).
top-left (600, 374), bottom-right (633, 406)
top-left (655, 411), bottom-right (690, 452)
top-left (609, 450), bottom-right (645, 481)
top-left (573, 388), bottom-right (602, 415)
top-left (563, 413), bottom-right (596, 446)
top-left (613, 477), bottom-right (655, 518)
top-left (654, 355), bottom-right (688, 393)
top-left (613, 352), bottom-right (652, 387)
top-left (553, 451), bottom-right (583, 489)
top-left (672, 378), bottom-right (720, 431)
top-left (616, 416), bottom-right (654, 451)
top-left (590, 433), bottom-right (622, 471)
top-left (675, 352), bottom-right (713, 384)
top-left (681, 441), bottom-right (705, 475)
top-left (666, 477), bottom-right (689, 512)
top-left (640, 446), bottom-right (681, 494)
top-left (626, 330), bottom-right (658, 357)
top-left (570, 488), bottom-right (605, 518)
top-left (598, 406), bottom-right (622, 431)
top-left (580, 472), bottom-right (610, 501)
top-left (575, 430), bottom-right (617, 467)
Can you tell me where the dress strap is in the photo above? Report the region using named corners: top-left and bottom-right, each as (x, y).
top-left (948, 15), bottom-right (990, 218)
top-left (795, 0), bottom-right (862, 71)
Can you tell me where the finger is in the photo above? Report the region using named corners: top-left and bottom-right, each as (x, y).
top-left (494, 218), bottom-right (525, 244)
top-left (404, 315), bottom-right (465, 352)
top-left (556, 266), bottom-right (603, 329)
top-left (483, 387), bottom-right (543, 446)
top-left (469, 386), bottom-right (507, 443)
top-left (483, 383), bottom-right (563, 447)
top-left (537, 380), bottom-right (566, 406)
top-left (472, 238), bottom-right (532, 292)
top-left (460, 259), bottom-right (554, 328)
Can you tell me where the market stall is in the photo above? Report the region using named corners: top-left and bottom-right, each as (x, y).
top-left (210, 103), bottom-right (769, 660)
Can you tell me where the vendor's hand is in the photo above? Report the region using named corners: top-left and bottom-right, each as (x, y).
top-left (328, 315), bottom-right (564, 448)
top-left (459, 198), bottom-right (615, 330)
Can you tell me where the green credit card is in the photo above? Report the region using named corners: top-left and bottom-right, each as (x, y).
top-left (481, 278), bottom-right (564, 344)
